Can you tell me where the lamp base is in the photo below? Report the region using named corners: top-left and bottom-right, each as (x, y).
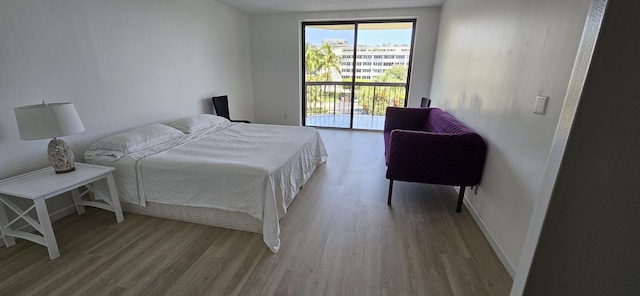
top-left (48, 137), bottom-right (76, 174)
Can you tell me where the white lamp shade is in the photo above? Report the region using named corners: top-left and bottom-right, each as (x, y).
top-left (14, 102), bottom-right (85, 140)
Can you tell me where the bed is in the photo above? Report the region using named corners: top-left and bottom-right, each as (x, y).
top-left (84, 115), bottom-right (328, 252)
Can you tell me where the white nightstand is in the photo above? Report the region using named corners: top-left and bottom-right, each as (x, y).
top-left (0, 162), bottom-right (124, 260)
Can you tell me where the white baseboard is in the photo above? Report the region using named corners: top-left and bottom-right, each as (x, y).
top-left (461, 190), bottom-right (517, 278)
top-left (0, 204), bottom-right (76, 248)
top-left (50, 204), bottom-right (78, 223)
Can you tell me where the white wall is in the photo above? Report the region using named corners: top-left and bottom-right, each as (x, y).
top-left (520, 0), bottom-right (640, 294)
top-left (249, 7), bottom-right (441, 125)
top-left (430, 0), bottom-right (591, 275)
top-left (0, 0), bottom-right (253, 222)
top-left (512, 0), bottom-right (640, 295)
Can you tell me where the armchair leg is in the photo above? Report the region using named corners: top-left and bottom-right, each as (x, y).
top-left (388, 179), bottom-right (394, 205)
top-left (456, 186), bottom-right (466, 213)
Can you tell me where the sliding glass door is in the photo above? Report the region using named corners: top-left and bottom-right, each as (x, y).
top-left (302, 20), bottom-right (416, 130)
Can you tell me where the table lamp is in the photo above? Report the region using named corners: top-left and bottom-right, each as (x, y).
top-left (14, 101), bottom-right (85, 174)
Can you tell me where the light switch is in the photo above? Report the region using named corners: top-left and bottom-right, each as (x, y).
top-left (534, 96), bottom-right (548, 115)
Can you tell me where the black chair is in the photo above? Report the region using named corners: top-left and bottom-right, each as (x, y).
top-left (420, 97), bottom-right (432, 108)
top-left (212, 95), bottom-right (251, 123)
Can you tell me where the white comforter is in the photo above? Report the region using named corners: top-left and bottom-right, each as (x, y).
top-left (87, 122), bottom-right (327, 252)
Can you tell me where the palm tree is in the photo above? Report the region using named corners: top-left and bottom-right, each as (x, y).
top-left (304, 43), bottom-right (342, 114)
top-left (318, 43), bottom-right (341, 81)
top-left (317, 43), bottom-right (342, 112)
top-left (305, 43), bottom-right (323, 113)
top-left (304, 43), bottom-right (321, 78)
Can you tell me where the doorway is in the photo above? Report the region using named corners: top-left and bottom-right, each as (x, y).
top-left (302, 20), bottom-right (416, 130)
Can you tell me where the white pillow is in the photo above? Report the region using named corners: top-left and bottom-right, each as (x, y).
top-left (88, 123), bottom-right (183, 156)
top-left (166, 114), bottom-right (230, 133)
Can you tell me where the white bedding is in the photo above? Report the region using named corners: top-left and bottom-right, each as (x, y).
top-left (86, 122), bottom-right (327, 252)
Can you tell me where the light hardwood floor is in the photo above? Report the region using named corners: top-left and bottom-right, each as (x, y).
top-left (0, 129), bottom-right (512, 296)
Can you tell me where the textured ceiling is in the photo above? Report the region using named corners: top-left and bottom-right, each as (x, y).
top-left (217, 0), bottom-right (446, 14)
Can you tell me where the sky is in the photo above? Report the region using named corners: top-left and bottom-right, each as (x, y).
top-left (305, 28), bottom-right (413, 47)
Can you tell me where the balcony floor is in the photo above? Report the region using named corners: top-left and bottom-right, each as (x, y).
top-left (305, 114), bottom-right (385, 130)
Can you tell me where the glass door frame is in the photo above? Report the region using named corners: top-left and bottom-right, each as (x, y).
top-left (301, 18), bottom-right (417, 129)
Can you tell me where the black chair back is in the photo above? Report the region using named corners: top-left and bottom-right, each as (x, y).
top-left (420, 97), bottom-right (432, 108)
top-left (212, 95), bottom-right (231, 120)
top-left (211, 95), bottom-right (251, 123)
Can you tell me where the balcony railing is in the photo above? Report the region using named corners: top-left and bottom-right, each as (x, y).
top-left (305, 81), bottom-right (407, 118)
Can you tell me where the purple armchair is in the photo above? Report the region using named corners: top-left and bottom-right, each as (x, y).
top-left (384, 107), bottom-right (487, 212)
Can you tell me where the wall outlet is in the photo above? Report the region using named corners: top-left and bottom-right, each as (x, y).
top-left (284, 113), bottom-right (288, 120)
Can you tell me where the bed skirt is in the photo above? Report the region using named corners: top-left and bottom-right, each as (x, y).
top-left (121, 201), bottom-right (263, 234)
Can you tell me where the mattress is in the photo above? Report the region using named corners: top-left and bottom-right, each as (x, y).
top-left (86, 122), bottom-right (327, 252)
